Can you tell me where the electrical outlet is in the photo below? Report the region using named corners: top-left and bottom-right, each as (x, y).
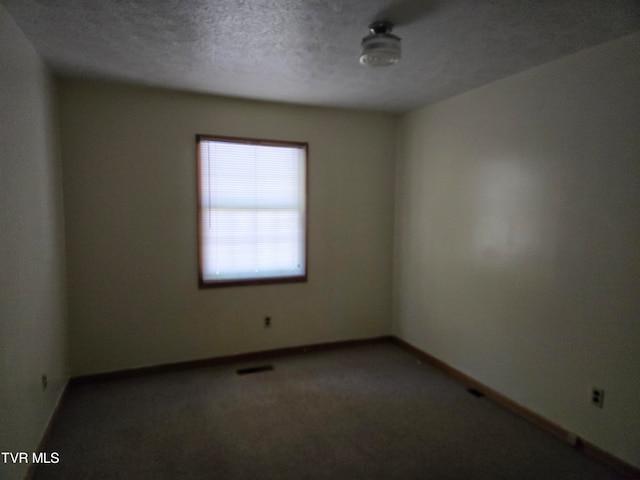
top-left (264, 316), bottom-right (271, 328)
top-left (591, 387), bottom-right (604, 408)
top-left (41, 374), bottom-right (48, 391)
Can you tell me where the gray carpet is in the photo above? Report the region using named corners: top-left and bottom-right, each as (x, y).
top-left (33, 343), bottom-right (626, 479)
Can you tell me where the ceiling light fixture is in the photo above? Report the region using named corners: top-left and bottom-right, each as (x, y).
top-left (359, 21), bottom-right (401, 67)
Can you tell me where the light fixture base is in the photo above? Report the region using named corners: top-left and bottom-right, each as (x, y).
top-left (369, 21), bottom-right (393, 35)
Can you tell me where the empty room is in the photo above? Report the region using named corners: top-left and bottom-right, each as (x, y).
top-left (1, 1), bottom-right (639, 479)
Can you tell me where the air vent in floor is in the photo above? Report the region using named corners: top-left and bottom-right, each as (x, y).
top-left (236, 365), bottom-right (274, 375)
top-left (467, 388), bottom-right (485, 398)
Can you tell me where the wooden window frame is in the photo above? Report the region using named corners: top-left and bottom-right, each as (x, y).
top-left (196, 134), bottom-right (309, 288)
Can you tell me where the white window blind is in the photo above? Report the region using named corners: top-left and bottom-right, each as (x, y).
top-left (197, 136), bottom-right (307, 286)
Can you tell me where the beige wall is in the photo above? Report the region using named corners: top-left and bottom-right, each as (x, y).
top-left (58, 80), bottom-right (396, 376)
top-left (0, 5), bottom-right (68, 480)
top-left (393, 32), bottom-right (640, 468)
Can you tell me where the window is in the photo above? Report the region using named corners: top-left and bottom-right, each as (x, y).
top-left (197, 135), bottom-right (308, 287)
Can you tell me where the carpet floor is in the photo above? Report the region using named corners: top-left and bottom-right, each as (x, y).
top-left (33, 343), bottom-right (627, 479)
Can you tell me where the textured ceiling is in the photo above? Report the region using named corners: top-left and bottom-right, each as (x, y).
top-left (3, 0), bottom-right (640, 113)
